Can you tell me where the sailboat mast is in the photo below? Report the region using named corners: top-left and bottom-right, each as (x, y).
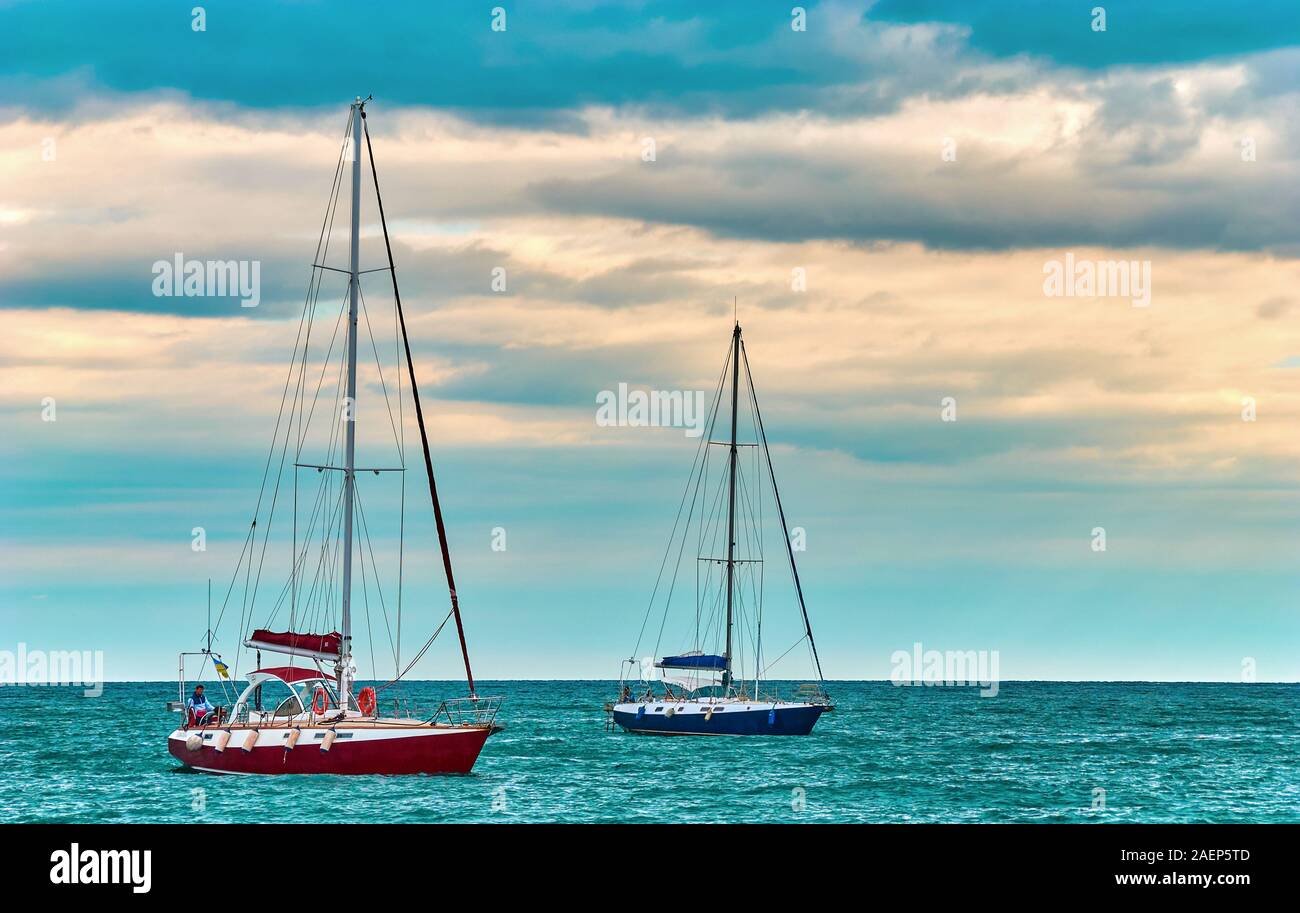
top-left (337, 97), bottom-right (364, 709)
top-left (722, 320), bottom-right (741, 693)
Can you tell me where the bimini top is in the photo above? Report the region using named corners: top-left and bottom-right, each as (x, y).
top-left (249, 666), bottom-right (336, 685)
top-left (657, 653), bottom-right (727, 671)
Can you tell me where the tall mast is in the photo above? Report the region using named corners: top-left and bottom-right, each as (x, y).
top-left (337, 97), bottom-right (364, 709)
top-left (722, 320), bottom-right (741, 693)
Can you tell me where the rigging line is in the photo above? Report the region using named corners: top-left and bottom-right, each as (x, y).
top-left (263, 455), bottom-right (350, 628)
top-left (364, 114), bottom-right (477, 695)
top-left (280, 415), bottom-right (349, 617)
top-left (250, 283), bottom-right (351, 632)
top-left (296, 109), bottom-right (350, 452)
top-left (681, 442), bottom-right (732, 661)
top-left (246, 344), bottom-right (310, 626)
top-left (759, 634), bottom-right (810, 680)
top-left (294, 275), bottom-right (319, 461)
top-left (393, 246), bottom-right (406, 678)
top-left (293, 238), bottom-right (332, 459)
top-left (693, 457), bottom-right (731, 655)
top-left (651, 370), bottom-right (726, 662)
top-left (741, 339), bottom-right (824, 682)
top-left (636, 335), bottom-right (732, 659)
top-left (693, 430), bottom-right (711, 647)
top-left (237, 222), bottom-right (343, 664)
top-left (212, 112), bottom-right (351, 646)
top-left (750, 420), bottom-right (765, 686)
top-left (395, 469), bottom-right (405, 680)
top-left (357, 283), bottom-right (404, 455)
top-left (286, 440), bottom-right (348, 630)
top-left (269, 456), bottom-right (345, 625)
top-left (241, 121), bottom-right (348, 614)
top-left (299, 286), bottom-right (352, 493)
top-left (697, 441), bottom-right (731, 555)
top-left (298, 288), bottom-right (350, 458)
top-left (292, 421), bottom-right (298, 628)
top-left (310, 109), bottom-right (353, 283)
top-left (235, 507), bottom-right (256, 682)
top-left (376, 607), bottom-right (453, 692)
top-left (353, 480), bottom-right (399, 670)
top-left (304, 488), bottom-right (340, 634)
top-left (356, 495), bottom-right (377, 684)
top-left (248, 123), bottom-right (345, 518)
top-left (266, 340), bottom-right (349, 630)
top-left (205, 523), bottom-right (254, 642)
top-left (286, 294), bottom-right (353, 627)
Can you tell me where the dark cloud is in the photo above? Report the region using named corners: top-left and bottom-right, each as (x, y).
top-left (528, 146), bottom-right (1300, 252)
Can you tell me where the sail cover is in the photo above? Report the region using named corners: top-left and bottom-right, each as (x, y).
top-left (250, 666), bottom-right (336, 684)
top-left (657, 654), bottom-right (727, 670)
top-left (246, 629), bottom-right (341, 658)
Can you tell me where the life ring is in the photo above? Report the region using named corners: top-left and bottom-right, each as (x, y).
top-left (312, 687), bottom-right (328, 715)
top-left (357, 686), bottom-right (377, 717)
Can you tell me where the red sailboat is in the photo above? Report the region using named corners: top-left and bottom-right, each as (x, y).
top-left (168, 97), bottom-right (500, 775)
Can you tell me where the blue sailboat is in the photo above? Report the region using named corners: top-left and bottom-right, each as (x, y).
top-left (610, 321), bottom-right (832, 736)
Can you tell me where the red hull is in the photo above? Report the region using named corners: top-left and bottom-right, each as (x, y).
top-left (169, 727), bottom-right (491, 775)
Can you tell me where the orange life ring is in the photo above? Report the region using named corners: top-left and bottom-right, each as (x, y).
top-left (312, 687), bottom-right (328, 715)
top-left (357, 686), bottom-right (377, 717)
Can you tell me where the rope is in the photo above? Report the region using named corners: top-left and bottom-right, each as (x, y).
top-left (635, 336), bottom-right (732, 660)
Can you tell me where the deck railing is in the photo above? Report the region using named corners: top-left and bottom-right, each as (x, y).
top-left (429, 695), bottom-right (504, 728)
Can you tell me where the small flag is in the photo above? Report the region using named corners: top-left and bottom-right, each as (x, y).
top-left (214, 659), bottom-right (230, 680)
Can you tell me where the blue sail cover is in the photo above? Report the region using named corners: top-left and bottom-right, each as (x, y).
top-left (658, 654), bottom-right (727, 670)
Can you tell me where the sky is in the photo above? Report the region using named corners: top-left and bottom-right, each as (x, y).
top-left (1, 1), bottom-right (1298, 682)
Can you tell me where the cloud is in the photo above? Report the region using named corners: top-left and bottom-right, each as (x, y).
top-left (526, 71), bottom-right (1299, 252)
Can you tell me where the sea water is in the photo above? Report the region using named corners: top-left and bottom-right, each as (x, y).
top-left (0, 681), bottom-right (1295, 823)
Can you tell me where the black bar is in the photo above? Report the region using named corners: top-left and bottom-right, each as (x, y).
top-left (4, 823), bottom-right (1283, 896)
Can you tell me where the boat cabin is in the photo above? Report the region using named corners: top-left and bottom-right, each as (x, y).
top-left (224, 666), bottom-right (339, 726)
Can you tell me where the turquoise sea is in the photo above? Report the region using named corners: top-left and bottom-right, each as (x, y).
top-left (1, 681), bottom-right (1296, 823)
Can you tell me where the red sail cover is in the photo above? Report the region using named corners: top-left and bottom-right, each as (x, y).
top-left (248, 629), bottom-right (341, 657)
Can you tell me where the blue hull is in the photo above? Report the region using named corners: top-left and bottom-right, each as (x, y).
top-left (613, 704), bottom-right (824, 736)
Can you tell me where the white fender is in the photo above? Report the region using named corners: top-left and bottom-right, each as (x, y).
top-left (285, 728), bottom-right (301, 750)
top-left (240, 730), bottom-right (259, 752)
top-left (185, 734), bottom-right (202, 752)
top-left (321, 730), bottom-right (337, 752)
top-left (213, 730), bottom-right (231, 753)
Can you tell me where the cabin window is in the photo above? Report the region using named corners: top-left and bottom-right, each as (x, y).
top-left (271, 690), bottom-right (305, 718)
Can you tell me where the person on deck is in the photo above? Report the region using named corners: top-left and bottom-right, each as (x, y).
top-left (188, 685), bottom-right (216, 724)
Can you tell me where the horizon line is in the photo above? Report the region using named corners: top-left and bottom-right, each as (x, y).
top-left (23, 678), bottom-right (1298, 685)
